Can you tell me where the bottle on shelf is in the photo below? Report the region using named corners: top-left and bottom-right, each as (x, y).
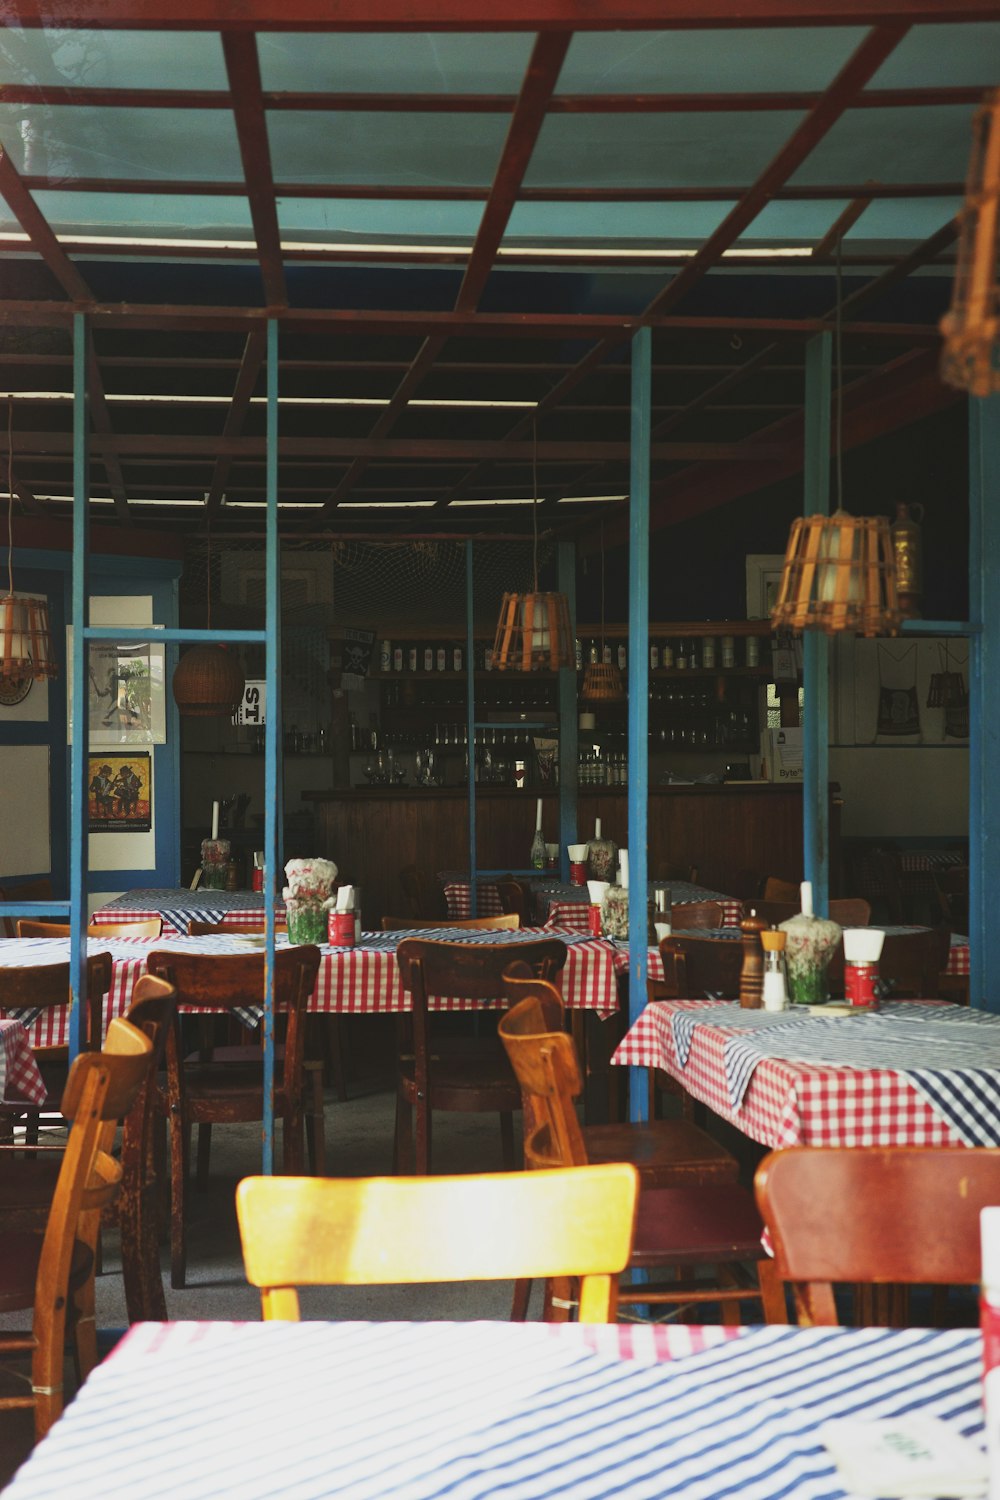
top-left (676, 640), bottom-right (686, 670)
top-left (602, 642), bottom-right (612, 666)
top-left (662, 640), bottom-right (674, 669)
top-left (407, 644), bottom-right (418, 672)
top-left (588, 639), bottom-right (599, 665)
top-left (616, 642), bottom-right (627, 671)
top-left (452, 643), bottom-right (463, 673)
top-left (435, 644), bottom-right (447, 672)
top-left (423, 644), bottom-right (434, 672)
top-left (575, 638), bottom-right (583, 671)
top-left (650, 642), bottom-right (660, 671)
top-left (392, 643), bottom-right (403, 672)
top-left (530, 799), bottom-right (547, 870)
top-left (380, 640), bottom-right (392, 673)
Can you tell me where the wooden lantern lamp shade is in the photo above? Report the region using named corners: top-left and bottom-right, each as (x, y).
top-left (492, 591), bottom-right (573, 672)
top-left (171, 643), bottom-right (245, 716)
top-left (581, 661), bottom-right (624, 701)
top-left (940, 89), bottom-right (1000, 399)
top-left (770, 511), bottom-right (901, 638)
top-left (0, 592), bottom-right (58, 688)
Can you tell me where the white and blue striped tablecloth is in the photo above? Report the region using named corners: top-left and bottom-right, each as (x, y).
top-left (2, 1321), bottom-right (984, 1500)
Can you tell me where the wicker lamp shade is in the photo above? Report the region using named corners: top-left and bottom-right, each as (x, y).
top-left (940, 89), bottom-right (1000, 398)
top-left (0, 592), bottom-right (58, 686)
top-left (492, 591), bottom-right (573, 672)
top-left (172, 643), bottom-right (245, 716)
top-left (770, 510), bottom-right (901, 638)
top-left (926, 671), bottom-right (968, 709)
top-left (581, 661), bottom-right (625, 701)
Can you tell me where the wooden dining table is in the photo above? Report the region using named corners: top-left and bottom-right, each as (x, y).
top-left (0, 928), bottom-right (620, 1049)
top-left (90, 888), bottom-right (278, 936)
top-left (1, 1319), bottom-right (985, 1500)
top-left (614, 996), bottom-right (1000, 1149)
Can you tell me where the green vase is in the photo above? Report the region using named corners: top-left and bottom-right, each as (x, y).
top-left (286, 904), bottom-right (327, 945)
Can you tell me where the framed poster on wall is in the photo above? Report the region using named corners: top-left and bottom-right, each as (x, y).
top-left (67, 635), bottom-right (167, 745)
top-left (87, 752), bottom-right (152, 833)
top-left (745, 554), bottom-right (786, 620)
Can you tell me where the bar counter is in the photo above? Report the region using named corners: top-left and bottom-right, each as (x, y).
top-left (304, 783), bottom-right (839, 929)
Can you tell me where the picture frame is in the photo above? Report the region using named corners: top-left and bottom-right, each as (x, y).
top-left (745, 554), bottom-right (787, 620)
top-left (87, 751), bottom-right (152, 833)
top-left (67, 635), bottom-right (167, 746)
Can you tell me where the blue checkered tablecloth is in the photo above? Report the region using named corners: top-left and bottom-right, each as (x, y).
top-left (92, 889), bottom-right (275, 936)
top-left (2, 1321), bottom-right (984, 1500)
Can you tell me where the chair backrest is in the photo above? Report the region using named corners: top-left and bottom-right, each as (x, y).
top-left (876, 925), bottom-right (952, 998)
top-left (381, 913), bottom-right (520, 931)
top-left (0, 878), bottom-right (55, 939)
top-left (498, 988), bottom-right (589, 1169)
top-left (762, 876), bottom-right (800, 903)
top-left (237, 1165), bottom-right (637, 1322)
top-left (670, 901), bottom-right (725, 930)
top-left (398, 865), bottom-right (449, 921)
top-left (120, 975), bottom-right (178, 1181)
top-left (495, 879), bottom-right (529, 922)
top-left (146, 945), bottom-right (321, 1096)
top-left (17, 918), bottom-right (163, 940)
top-left (755, 1146), bottom-right (1000, 1326)
top-left (187, 918), bottom-right (287, 935)
top-left (396, 936), bottom-right (568, 1105)
top-left (655, 932), bottom-right (743, 999)
top-left (0, 953), bottom-right (112, 1051)
top-left (749, 898), bottom-right (872, 928)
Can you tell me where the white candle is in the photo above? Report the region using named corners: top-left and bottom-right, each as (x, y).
top-left (536, 798), bottom-right (543, 832)
top-left (211, 801), bottom-right (220, 840)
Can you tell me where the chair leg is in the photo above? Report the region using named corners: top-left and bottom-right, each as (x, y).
top-left (394, 1093), bottom-right (414, 1175)
top-left (120, 1183), bottom-right (167, 1322)
top-left (327, 1016), bottom-right (349, 1104)
top-left (283, 1106), bottom-right (305, 1176)
top-left (305, 1062), bottom-right (326, 1174)
top-left (757, 1257), bottom-right (789, 1325)
top-left (195, 1123), bottom-right (212, 1189)
top-left (415, 1098), bottom-right (431, 1176)
top-left (499, 1110), bottom-right (515, 1171)
top-left (510, 1278), bottom-right (532, 1321)
top-left (170, 1113), bottom-right (188, 1290)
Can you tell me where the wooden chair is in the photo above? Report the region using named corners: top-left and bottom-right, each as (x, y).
top-left (876, 926), bottom-right (952, 999)
top-left (187, 917), bottom-right (287, 935)
top-left (495, 878), bottom-right (531, 924)
top-left (382, 913), bottom-right (520, 932)
top-left (670, 901), bottom-right (726, 930)
top-left (499, 989), bottom-right (783, 1325)
top-left (237, 1164), bottom-right (639, 1323)
top-left (755, 1145), bottom-right (1000, 1326)
top-left (655, 932), bottom-right (743, 999)
top-left (393, 936), bottom-right (567, 1174)
top-left (0, 879), bottom-right (55, 940)
top-left (398, 865), bottom-right (449, 921)
top-left (145, 944), bottom-right (322, 1288)
top-left (0, 1018), bottom-right (153, 1440)
top-left (17, 918), bottom-right (163, 939)
top-left (0, 954), bottom-right (112, 1145)
top-left (749, 898), bottom-right (872, 927)
top-left (762, 876), bottom-right (800, 903)
top-left (0, 977), bottom-right (177, 1328)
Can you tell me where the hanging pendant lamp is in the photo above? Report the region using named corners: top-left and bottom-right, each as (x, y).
top-left (940, 88), bottom-right (1000, 398)
top-left (1, 399), bottom-right (58, 693)
top-left (491, 417), bottom-right (573, 672)
top-left (581, 519), bottom-right (623, 700)
top-left (772, 240), bottom-right (900, 638)
top-left (171, 515), bottom-right (244, 716)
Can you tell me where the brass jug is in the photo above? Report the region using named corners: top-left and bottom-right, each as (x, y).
top-left (891, 501), bottom-right (924, 618)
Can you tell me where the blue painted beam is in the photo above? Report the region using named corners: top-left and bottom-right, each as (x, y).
top-left (901, 619), bottom-right (980, 636)
top-left (262, 317), bottom-right (281, 1171)
top-left (627, 326), bottom-right (651, 1125)
top-left (802, 332), bottom-right (832, 915)
top-left (466, 542), bottom-right (479, 916)
top-left (968, 394), bottom-right (1000, 1013)
top-left (557, 540), bottom-right (578, 884)
top-left (68, 314), bottom-right (90, 1059)
top-left (83, 627), bottom-right (267, 644)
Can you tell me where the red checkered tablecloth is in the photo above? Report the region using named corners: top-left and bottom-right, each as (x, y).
top-left (441, 882), bottom-right (505, 919)
top-left (0, 1017), bottom-right (46, 1104)
top-left (92, 889), bottom-right (282, 938)
top-left (0, 930), bottom-right (619, 1048)
top-left (613, 998), bottom-right (984, 1149)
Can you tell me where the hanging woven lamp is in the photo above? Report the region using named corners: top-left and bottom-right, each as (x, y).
top-left (940, 88), bottom-right (1000, 398)
top-left (492, 418), bottom-right (573, 672)
top-left (172, 517), bottom-right (244, 716)
top-left (771, 511), bottom-right (900, 637)
top-left (1, 399), bottom-right (58, 693)
top-left (581, 518), bottom-right (623, 700)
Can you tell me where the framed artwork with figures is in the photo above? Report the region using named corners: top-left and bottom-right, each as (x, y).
top-left (745, 554), bottom-right (787, 620)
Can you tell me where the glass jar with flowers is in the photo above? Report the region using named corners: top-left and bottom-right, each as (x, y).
top-left (283, 857), bottom-right (338, 945)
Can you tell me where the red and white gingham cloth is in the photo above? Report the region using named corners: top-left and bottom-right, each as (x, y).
top-left (543, 897), bottom-right (744, 933)
top-left (91, 890), bottom-right (283, 938)
top-left (0, 1017), bottom-right (46, 1104)
top-left (613, 998), bottom-right (985, 1149)
top-left (442, 882), bottom-right (505, 920)
top-left (0, 930), bottom-right (619, 1049)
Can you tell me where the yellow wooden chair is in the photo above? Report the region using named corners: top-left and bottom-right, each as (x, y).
top-left (380, 914), bottom-right (520, 931)
top-left (237, 1165), bottom-right (638, 1323)
top-left (17, 918), bottom-right (163, 939)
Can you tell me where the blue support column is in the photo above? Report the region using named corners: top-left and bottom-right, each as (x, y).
top-left (68, 313), bottom-right (90, 1057)
top-left (557, 540), bottom-right (578, 882)
top-left (802, 333), bottom-right (832, 914)
top-left (968, 395), bottom-right (1000, 1013)
top-left (627, 326), bottom-right (651, 1123)
top-left (262, 317), bottom-right (281, 1170)
top-left (465, 541), bottom-right (478, 914)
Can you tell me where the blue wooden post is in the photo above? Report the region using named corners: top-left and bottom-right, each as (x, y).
top-left (557, 539), bottom-right (578, 882)
top-left (627, 326), bottom-right (651, 1123)
top-left (69, 313), bottom-right (90, 1057)
top-left (802, 333), bottom-right (832, 913)
top-left (465, 541), bottom-right (478, 914)
top-left (262, 316), bottom-right (281, 1170)
top-left (968, 395), bottom-right (1000, 1013)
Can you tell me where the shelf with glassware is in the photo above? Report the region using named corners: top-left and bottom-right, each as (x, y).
top-left (358, 663), bottom-right (559, 791)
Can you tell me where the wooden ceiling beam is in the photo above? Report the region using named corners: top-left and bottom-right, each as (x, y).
top-left (17, 174), bottom-right (965, 202)
top-left (221, 32), bottom-right (286, 307)
top-left (649, 24), bottom-right (910, 315)
top-left (0, 84), bottom-right (986, 112)
top-left (86, 339), bottom-right (132, 525)
top-left (7, 2), bottom-right (998, 29)
top-left (205, 328), bottom-right (267, 515)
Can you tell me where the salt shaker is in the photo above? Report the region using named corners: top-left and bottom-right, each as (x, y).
top-left (760, 929), bottom-right (789, 1011)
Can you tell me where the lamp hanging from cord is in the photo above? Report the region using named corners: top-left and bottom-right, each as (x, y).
top-left (940, 87), bottom-right (1000, 398)
top-left (171, 506), bottom-right (245, 716)
top-left (1, 398), bottom-right (57, 693)
top-left (492, 416), bottom-right (572, 672)
top-left (770, 239), bottom-right (900, 639)
top-left (581, 519), bottom-right (623, 701)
